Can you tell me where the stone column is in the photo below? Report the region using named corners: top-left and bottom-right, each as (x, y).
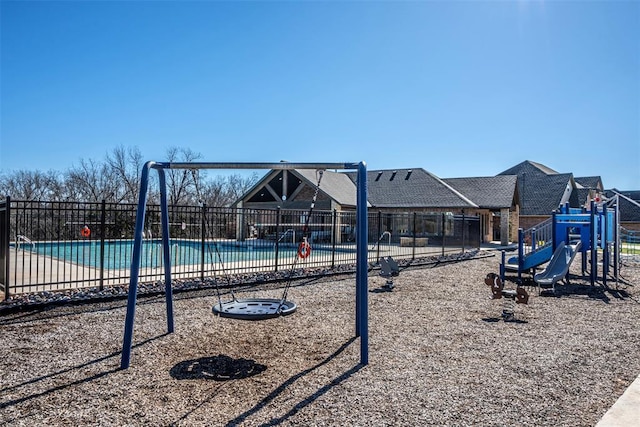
top-left (236, 200), bottom-right (245, 241)
top-left (500, 207), bottom-right (510, 245)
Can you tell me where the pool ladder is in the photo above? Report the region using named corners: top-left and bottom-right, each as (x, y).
top-left (370, 231), bottom-right (391, 252)
top-left (277, 229), bottom-right (296, 245)
top-left (16, 234), bottom-right (35, 251)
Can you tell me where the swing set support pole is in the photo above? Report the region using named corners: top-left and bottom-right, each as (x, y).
top-left (355, 161), bottom-right (369, 365)
top-left (158, 169), bottom-right (174, 335)
top-left (121, 161), bottom-right (156, 369)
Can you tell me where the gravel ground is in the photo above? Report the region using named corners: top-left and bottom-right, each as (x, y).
top-left (1, 251), bottom-right (638, 426)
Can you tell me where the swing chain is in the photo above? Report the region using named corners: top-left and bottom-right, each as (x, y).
top-left (190, 169), bottom-right (204, 205)
top-left (303, 169), bottom-right (323, 233)
top-left (281, 169), bottom-right (325, 305)
top-left (190, 169), bottom-right (232, 308)
top-left (194, 167), bottom-right (325, 318)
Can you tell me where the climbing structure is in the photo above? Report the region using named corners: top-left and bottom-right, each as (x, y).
top-left (501, 199), bottom-right (619, 287)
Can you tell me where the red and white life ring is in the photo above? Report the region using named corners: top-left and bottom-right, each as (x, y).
top-left (297, 241), bottom-right (311, 259)
top-left (81, 226), bottom-right (91, 238)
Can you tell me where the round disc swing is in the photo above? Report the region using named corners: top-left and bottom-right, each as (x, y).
top-left (196, 169), bottom-right (324, 320)
top-left (212, 298), bottom-right (297, 320)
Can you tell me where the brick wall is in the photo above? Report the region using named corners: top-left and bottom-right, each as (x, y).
top-left (621, 222), bottom-right (640, 232)
top-left (519, 215), bottom-right (551, 231)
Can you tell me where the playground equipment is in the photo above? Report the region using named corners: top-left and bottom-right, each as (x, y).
top-left (484, 273), bottom-right (529, 321)
top-left (532, 240), bottom-right (582, 293)
top-left (378, 256), bottom-right (399, 291)
top-left (196, 169), bottom-right (325, 320)
top-left (500, 199), bottom-right (620, 289)
top-left (503, 218), bottom-right (553, 275)
top-left (120, 161), bottom-right (370, 369)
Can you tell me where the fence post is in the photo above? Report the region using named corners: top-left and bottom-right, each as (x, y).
top-left (331, 210), bottom-right (337, 269)
top-left (376, 211), bottom-right (382, 261)
top-left (412, 212), bottom-right (417, 260)
top-left (461, 211), bottom-right (466, 254)
top-left (1, 196), bottom-right (10, 300)
top-left (99, 199), bottom-right (106, 291)
top-left (274, 207), bottom-right (281, 273)
top-left (200, 203), bottom-right (206, 282)
top-left (441, 212), bottom-right (445, 257)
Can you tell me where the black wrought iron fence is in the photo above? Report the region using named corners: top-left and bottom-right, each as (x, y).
top-left (620, 226), bottom-right (640, 257)
top-left (0, 198), bottom-right (480, 297)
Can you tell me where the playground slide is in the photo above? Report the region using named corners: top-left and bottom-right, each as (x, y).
top-left (533, 241), bottom-right (582, 292)
top-left (504, 245), bottom-right (553, 272)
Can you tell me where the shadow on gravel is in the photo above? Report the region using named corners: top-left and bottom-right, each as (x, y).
top-left (539, 281), bottom-right (636, 303)
top-left (170, 355), bottom-right (267, 381)
top-left (220, 336), bottom-right (361, 427)
top-left (481, 317), bottom-right (528, 324)
top-left (0, 332), bottom-right (168, 415)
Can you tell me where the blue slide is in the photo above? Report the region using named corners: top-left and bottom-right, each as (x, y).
top-left (504, 245), bottom-right (553, 272)
top-left (533, 241), bottom-right (582, 293)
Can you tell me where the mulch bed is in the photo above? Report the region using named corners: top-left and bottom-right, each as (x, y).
top-left (1, 252), bottom-right (639, 426)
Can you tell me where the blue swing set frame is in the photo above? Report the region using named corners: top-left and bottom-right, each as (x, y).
top-left (120, 161), bottom-right (369, 369)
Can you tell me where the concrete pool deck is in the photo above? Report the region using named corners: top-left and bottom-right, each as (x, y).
top-left (4, 242), bottom-right (463, 294)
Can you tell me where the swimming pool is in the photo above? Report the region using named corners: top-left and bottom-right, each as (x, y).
top-left (30, 239), bottom-right (303, 270)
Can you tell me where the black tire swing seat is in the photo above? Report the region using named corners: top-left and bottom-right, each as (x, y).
top-left (212, 298), bottom-right (297, 321)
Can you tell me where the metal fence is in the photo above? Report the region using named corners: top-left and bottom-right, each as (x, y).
top-left (620, 226), bottom-right (640, 257)
top-left (0, 198), bottom-right (480, 297)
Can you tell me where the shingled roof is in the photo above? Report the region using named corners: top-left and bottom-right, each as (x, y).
top-left (347, 168), bottom-right (477, 209)
top-left (610, 189), bottom-right (640, 202)
top-left (234, 168), bottom-right (359, 208)
top-left (574, 188), bottom-right (592, 208)
top-left (500, 160), bottom-right (560, 176)
top-left (295, 169), bottom-right (359, 207)
top-left (604, 190), bottom-right (640, 222)
top-left (575, 176), bottom-right (603, 190)
top-left (498, 160), bottom-right (574, 215)
top-left (443, 176), bottom-right (517, 209)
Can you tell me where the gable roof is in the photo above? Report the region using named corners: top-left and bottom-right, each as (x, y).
top-left (443, 175), bottom-right (517, 209)
top-left (347, 168), bottom-right (478, 209)
top-left (574, 188), bottom-right (592, 207)
top-left (498, 160), bottom-right (577, 216)
top-left (234, 168), bottom-right (359, 208)
top-left (525, 172), bottom-right (575, 215)
top-left (499, 160), bottom-right (560, 176)
top-left (575, 176), bottom-right (603, 190)
top-left (295, 169), bottom-right (359, 207)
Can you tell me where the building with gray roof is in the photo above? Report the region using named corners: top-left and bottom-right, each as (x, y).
top-left (235, 167), bottom-right (518, 244)
top-left (444, 175), bottom-right (519, 244)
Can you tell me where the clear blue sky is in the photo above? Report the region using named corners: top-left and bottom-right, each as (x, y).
top-left (1, 1), bottom-right (639, 189)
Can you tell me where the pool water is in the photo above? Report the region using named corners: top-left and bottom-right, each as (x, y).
top-left (31, 239), bottom-right (298, 270)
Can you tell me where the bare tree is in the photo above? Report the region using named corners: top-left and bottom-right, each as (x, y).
top-left (196, 175), bottom-right (229, 207)
top-left (105, 146), bottom-right (144, 203)
top-left (0, 169), bottom-right (63, 200)
top-left (65, 158), bottom-right (119, 202)
top-left (225, 173), bottom-right (259, 206)
top-left (165, 147), bottom-right (202, 205)
top-left (184, 171), bottom-right (259, 207)
top-left (0, 146), bottom-right (259, 207)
